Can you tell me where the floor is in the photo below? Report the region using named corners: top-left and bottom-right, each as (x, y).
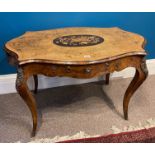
top-left (0, 75), bottom-right (154, 142)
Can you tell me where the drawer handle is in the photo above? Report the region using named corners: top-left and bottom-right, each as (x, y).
top-left (85, 68), bottom-right (92, 74)
top-left (105, 62), bottom-right (109, 67)
top-left (66, 66), bottom-right (71, 73)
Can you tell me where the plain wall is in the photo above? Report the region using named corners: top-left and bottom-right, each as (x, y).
top-left (0, 12), bottom-right (155, 74)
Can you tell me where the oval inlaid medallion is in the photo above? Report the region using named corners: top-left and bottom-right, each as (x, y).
top-left (53, 34), bottom-right (104, 47)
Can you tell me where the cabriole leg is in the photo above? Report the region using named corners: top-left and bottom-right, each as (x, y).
top-left (105, 73), bottom-right (110, 85)
top-left (33, 75), bottom-right (38, 94)
top-left (123, 59), bottom-right (148, 120)
top-left (16, 68), bottom-right (38, 137)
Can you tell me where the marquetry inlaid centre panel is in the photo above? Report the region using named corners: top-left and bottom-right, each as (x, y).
top-left (5, 27), bottom-right (146, 65)
top-left (53, 34), bottom-right (104, 47)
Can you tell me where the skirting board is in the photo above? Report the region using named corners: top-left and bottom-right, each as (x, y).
top-left (0, 59), bottom-right (155, 94)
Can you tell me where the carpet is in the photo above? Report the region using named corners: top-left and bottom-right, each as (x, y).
top-left (29, 118), bottom-right (155, 143)
top-left (59, 127), bottom-right (155, 143)
top-left (0, 75), bottom-right (155, 143)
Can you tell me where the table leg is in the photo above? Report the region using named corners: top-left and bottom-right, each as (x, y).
top-left (16, 68), bottom-right (38, 137)
top-left (105, 73), bottom-right (110, 85)
top-left (123, 59), bottom-right (148, 120)
top-left (33, 75), bottom-right (38, 94)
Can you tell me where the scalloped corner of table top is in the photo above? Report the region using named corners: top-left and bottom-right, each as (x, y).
top-left (4, 27), bottom-right (147, 65)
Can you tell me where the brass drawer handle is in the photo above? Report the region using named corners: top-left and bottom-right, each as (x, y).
top-left (66, 66), bottom-right (71, 73)
top-left (85, 68), bottom-right (92, 74)
top-left (105, 62), bottom-right (109, 67)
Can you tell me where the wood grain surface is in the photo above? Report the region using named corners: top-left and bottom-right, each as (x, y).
top-left (4, 27), bottom-right (148, 137)
top-left (5, 27), bottom-right (146, 65)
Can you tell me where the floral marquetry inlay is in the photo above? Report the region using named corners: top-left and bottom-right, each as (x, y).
top-left (5, 27), bottom-right (146, 65)
top-left (53, 35), bottom-right (104, 47)
top-left (4, 27), bottom-right (148, 137)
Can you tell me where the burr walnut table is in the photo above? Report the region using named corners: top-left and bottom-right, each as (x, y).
top-left (4, 27), bottom-right (148, 137)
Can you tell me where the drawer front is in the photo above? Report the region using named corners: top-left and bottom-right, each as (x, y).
top-left (50, 64), bottom-right (108, 79)
top-left (22, 56), bottom-right (140, 78)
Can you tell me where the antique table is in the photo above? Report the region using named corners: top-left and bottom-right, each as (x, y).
top-left (4, 27), bottom-right (148, 137)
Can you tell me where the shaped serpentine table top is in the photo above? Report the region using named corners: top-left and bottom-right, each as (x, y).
top-left (5, 27), bottom-right (146, 65)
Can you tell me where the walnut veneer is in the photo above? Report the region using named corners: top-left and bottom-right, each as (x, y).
top-left (4, 27), bottom-right (148, 137)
